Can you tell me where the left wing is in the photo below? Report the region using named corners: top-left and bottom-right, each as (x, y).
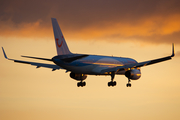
top-left (101, 44), bottom-right (175, 73)
top-left (2, 47), bottom-right (63, 71)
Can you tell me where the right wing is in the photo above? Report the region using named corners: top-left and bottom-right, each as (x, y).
top-left (101, 43), bottom-right (175, 73)
top-left (2, 47), bottom-right (63, 71)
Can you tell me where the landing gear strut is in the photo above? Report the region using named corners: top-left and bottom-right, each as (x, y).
top-left (77, 81), bottom-right (86, 87)
top-left (108, 71), bottom-right (117, 87)
top-left (126, 79), bottom-right (131, 87)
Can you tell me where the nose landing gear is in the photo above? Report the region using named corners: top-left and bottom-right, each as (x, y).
top-left (126, 79), bottom-right (131, 87)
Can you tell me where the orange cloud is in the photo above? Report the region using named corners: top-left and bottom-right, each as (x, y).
top-left (65, 14), bottom-right (180, 44)
top-left (0, 0), bottom-right (180, 44)
top-left (1, 14), bottom-right (180, 45)
top-left (0, 20), bottom-right (52, 38)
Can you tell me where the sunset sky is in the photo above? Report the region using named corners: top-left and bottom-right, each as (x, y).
top-left (0, 0), bottom-right (180, 120)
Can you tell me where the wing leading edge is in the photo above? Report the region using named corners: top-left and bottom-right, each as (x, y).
top-left (2, 47), bottom-right (62, 71)
top-left (101, 43), bottom-right (175, 73)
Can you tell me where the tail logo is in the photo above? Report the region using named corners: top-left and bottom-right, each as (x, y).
top-left (56, 38), bottom-right (63, 47)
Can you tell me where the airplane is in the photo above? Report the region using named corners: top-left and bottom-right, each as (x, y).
top-left (2, 18), bottom-right (175, 87)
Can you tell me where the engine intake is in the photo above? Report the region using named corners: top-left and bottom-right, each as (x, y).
top-left (70, 72), bottom-right (87, 81)
top-left (125, 69), bottom-right (141, 80)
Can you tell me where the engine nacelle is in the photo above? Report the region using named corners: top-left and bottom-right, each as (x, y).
top-left (70, 72), bottom-right (87, 81)
top-left (125, 69), bottom-right (141, 80)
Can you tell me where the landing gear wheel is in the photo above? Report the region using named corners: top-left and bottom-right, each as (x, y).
top-left (77, 82), bottom-right (81, 87)
top-left (108, 81), bottom-right (117, 87)
top-left (77, 81), bottom-right (86, 87)
top-left (126, 83), bottom-right (131, 87)
top-left (113, 81), bottom-right (117, 86)
top-left (82, 82), bottom-right (86, 86)
top-left (108, 82), bottom-right (111, 87)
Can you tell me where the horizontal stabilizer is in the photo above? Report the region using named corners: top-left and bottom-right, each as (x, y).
top-left (61, 55), bottom-right (89, 63)
top-left (21, 55), bottom-right (53, 61)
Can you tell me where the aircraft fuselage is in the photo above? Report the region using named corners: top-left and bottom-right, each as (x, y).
top-left (52, 54), bottom-right (139, 75)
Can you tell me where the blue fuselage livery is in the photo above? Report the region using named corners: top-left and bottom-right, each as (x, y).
top-left (53, 54), bottom-right (137, 75)
top-left (2, 18), bottom-right (175, 87)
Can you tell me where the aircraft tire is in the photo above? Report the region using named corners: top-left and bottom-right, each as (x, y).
top-left (113, 81), bottom-right (117, 86)
top-left (83, 82), bottom-right (86, 86)
top-left (108, 82), bottom-right (111, 87)
top-left (108, 81), bottom-right (117, 87)
top-left (77, 82), bottom-right (86, 87)
top-left (77, 82), bottom-right (80, 87)
top-left (126, 83), bottom-right (131, 87)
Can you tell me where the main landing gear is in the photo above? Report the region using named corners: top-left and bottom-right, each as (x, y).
top-left (126, 79), bottom-right (131, 87)
top-left (77, 81), bottom-right (86, 87)
top-left (108, 72), bottom-right (117, 87)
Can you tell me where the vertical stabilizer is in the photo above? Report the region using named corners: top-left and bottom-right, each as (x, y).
top-left (51, 18), bottom-right (71, 55)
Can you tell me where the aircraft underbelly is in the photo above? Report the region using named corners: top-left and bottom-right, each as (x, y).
top-left (62, 64), bottom-right (97, 74)
top-left (116, 70), bottom-right (126, 75)
top-left (60, 64), bottom-right (116, 75)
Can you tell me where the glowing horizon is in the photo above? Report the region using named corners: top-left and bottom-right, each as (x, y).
top-left (0, 0), bottom-right (180, 120)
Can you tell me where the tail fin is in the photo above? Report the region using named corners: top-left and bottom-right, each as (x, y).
top-left (51, 18), bottom-right (71, 55)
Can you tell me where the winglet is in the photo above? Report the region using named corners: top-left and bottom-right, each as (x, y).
top-left (171, 43), bottom-right (175, 57)
top-left (2, 47), bottom-right (8, 59)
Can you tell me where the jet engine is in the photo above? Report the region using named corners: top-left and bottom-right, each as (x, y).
top-left (70, 72), bottom-right (87, 81)
top-left (125, 69), bottom-right (141, 80)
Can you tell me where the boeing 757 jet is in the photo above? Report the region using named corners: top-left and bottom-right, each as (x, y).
top-left (2, 18), bottom-right (175, 87)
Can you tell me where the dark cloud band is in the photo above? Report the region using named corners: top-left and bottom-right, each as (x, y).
top-left (0, 0), bottom-right (180, 44)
